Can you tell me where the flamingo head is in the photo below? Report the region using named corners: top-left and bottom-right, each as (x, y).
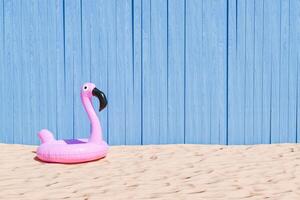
top-left (81, 82), bottom-right (107, 111)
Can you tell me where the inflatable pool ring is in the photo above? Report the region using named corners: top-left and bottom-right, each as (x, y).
top-left (36, 82), bottom-right (108, 163)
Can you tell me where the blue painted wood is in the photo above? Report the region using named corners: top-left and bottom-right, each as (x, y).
top-left (11, 0), bottom-right (22, 144)
top-left (53, 0), bottom-right (65, 143)
top-left (228, 1), bottom-right (298, 144)
top-left (1, 0), bottom-right (300, 145)
top-left (37, 0), bottom-right (57, 145)
top-left (125, 0), bottom-right (142, 145)
top-left (280, 0), bottom-right (292, 143)
top-left (228, 0), bottom-right (255, 144)
top-left (253, 0), bottom-right (264, 144)
top-left (106, 0), bottom-right (120, 145)
top-left (0, 0), bottom-right (5, 142)
top-left (203, 0), bottom-right (227, 145)
top-left (107, 0), bottom-right (129, 145)
top-left (228, 0), bottom-right (300, 144)
top-left (116, 0), bottom-right (136, 145)
top-left (167, 0), bottom-right (185, 144)
top-left (244, 0), bottom-right (255, 144)
top-left (88, 0), bottom-right (109, 142)
top-left (141, 0), bottom-right (152, 144)
top-left (185, 0), bottom-right (227, 144)
top-left (74, 0), bottom-right (89, 140)
top-left (1, 0), bottom-right (14, 143)
top-left (142, 0), bottom-right (168, 144)
top-left (20, 0), bottom-right (35, 144)
top-left (185, 0), bottom-right (204, 144)
top-left (290, 0), bottom-right (300, 143)
top-left (57, 0), bottom-right (78, 142)
top-left (268, 0), bottom-right (281, 144)
top-left (260, 0), bottom-right (273, 144)
top-left (29, 0), bottom-right (40, 144)
top-left (46, 0), bottom-right (60, 141)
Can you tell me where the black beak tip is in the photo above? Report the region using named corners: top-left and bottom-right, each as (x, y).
top-left (92, 87), bottom-right (107, 112)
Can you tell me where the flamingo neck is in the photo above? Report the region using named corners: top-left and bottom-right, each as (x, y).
top-left (81, 94), bottom-right (103, 143)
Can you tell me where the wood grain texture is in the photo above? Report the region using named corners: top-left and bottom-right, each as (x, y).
top-left (167, 0), bottom-right (185, 144)
top-left (0, 0), bottom-right (299, 145)
top-left (185, 0), bottom-right (227, 144)
top-left (228, 0), bottom-right (300, 145)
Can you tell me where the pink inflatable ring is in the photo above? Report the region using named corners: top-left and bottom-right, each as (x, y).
top-left (36, 83), bottom-right (108, 164)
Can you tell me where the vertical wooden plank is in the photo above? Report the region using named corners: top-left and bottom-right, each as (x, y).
top-left (142, 0), bottom-right (168, 144)
top-left (56, 0), bottom-right (78, 141)
top-left (279, 0), bottom-right (291, 142)
top-left (30, 0), bottom-right (42, 144)
top-left (117, 0), bottom-right (132, 145)
top-left (45, 0), bottom-right (59, 139)
top-left (0, 0), bottom-right (8, 143)
top-left (21, 1), bottom-right (31, 144)
top-left (260, 0), bottom-right (272, 144)
top-left (57, 0), bottom-right (80, 140)
top-left (257, 1), bottom-right (272, 143)
top-left (83, 0), bottom-right (105, 140)
top-left (2, 0), bottom-right (15, 143)
top-left (167, 0), bottom-right (185, 144)
top-left (69, 0), bottom-right (82, 139)
top-left (298, 58), bottom-right (300, 142)
top-left (141, 0), bottom-right (151, 144)
top-left (298, 52), bottom-right (300, 143)
top-left (185, 0), bottom-right (204, 144)
top-left (13, 1), bottom-right (48, 144)
top-left (200, 0), bottom-right (209, 143)
top-left (203, 0), bottom-right (227, 144)
top-left (228, 0), bottom-right (246, 144)
top-left (285, 0), bottom-right (298, 143)
top-left (228, 0), bottom-right (256, 144)
top-left (185, 0), bottom-right (203, 144)
top-left (10, 0), bottom-right (22, 144)
top-left (253, 0), bottom-right (264, 144)
top-left (0, 0), bottom-right (4, 142)
top-left (20, 0), bottom-right (33, 144)
top-left (124, 0), bottom-right (142, 145)
top-left (54, 0), bottom-right (65, 141)
top-left (267, 0), bottom-right (281, 143)
top-left (30, 0), bottom-right (39, 144)
top-left (108, 0), bottom-right (124, 145)
top-left (244, 0), bottom-right (255, 144)
top-left (27, 0), bottom-right (61, 144)
top-left (20, 0), bottom-right (63, 144)
top-left (105, 0), bottom-right (119, 144)
top-left (290, 0), bottom-right (300, 143)
top-left (55, 0), bottom-right (66, 141)
top-left (227, 0), bottom-right (298, 145)
top-left (35, 0), bottom-right (51, 144)
top-left (186, 0), bottom-right (227, 144)
top-left (89, 0), bottom-right (109, 141)
top-left (28, 0), bottom-right (57, 144)
top-left (286, 0), bottom-right (299, 143)
top-left (73, 0), bottom-right (89, 139)
top-left (109, 0), bottom-right (135, 145)
top-left (108, 0), bottom-right (125, 145)
top-left (106, 0), bottom-right (135, 145)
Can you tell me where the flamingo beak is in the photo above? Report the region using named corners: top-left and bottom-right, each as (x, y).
top-left (92, 88), bottom-right (107, 111)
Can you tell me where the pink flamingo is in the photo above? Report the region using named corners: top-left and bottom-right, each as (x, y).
top-left (37, 82), bottom-right (108, 163)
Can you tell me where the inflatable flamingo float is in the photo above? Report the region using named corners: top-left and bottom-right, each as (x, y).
top-left (37, 82), bottom-right (108, 163)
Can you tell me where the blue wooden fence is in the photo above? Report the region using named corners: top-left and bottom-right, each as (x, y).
top-left (0, 0), bottom-right (299, 145)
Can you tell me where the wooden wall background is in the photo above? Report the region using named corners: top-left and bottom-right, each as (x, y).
top-left (0, 0), bottom-right (300, 145)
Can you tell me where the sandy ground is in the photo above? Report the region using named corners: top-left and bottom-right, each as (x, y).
top-left (1, 143), bottom-right (300, 200)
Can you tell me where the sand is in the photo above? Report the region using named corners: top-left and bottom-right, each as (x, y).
top-left (1, 143), bottom-right (300, 200)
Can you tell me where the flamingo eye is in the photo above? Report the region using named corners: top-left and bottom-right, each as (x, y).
top-left (83, 85), bottom-right (88, 91)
